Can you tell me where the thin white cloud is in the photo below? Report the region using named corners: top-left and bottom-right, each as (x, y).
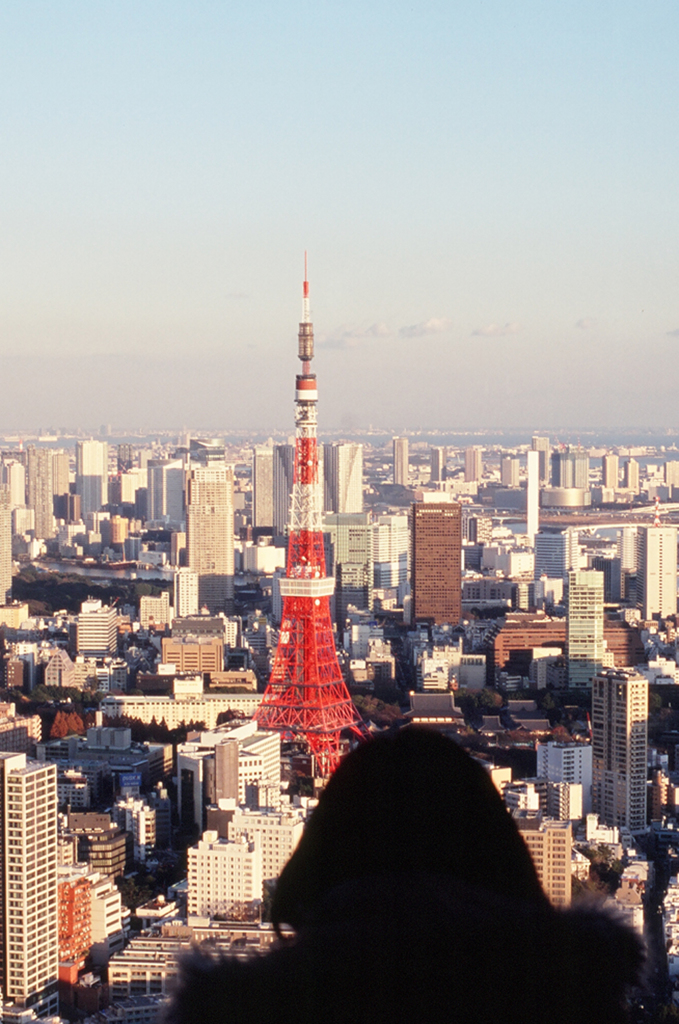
top-left (319, 322), bottom-right (392, 349)
top-left (399, 317), bottom-right (452, 338)
top-left (471, 322), bottom-right (520, 337)
top-left (365, 322), bottom-right (391, 337)
top-left (575, 317), bottom-right (596, 330)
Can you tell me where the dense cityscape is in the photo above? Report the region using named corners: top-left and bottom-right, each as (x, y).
top-left (0, 269), bottom-right (678, 1021)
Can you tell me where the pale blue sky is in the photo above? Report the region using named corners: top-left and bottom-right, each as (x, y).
top-left (1, 1), bottom-right (678, 431)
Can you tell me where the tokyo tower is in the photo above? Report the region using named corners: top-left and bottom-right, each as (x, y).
top-left (254, 258), bottom-right (366, 776)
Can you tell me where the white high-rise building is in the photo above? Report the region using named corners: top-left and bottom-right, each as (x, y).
top-left (623, 458), bottom-right (640, 494)
top-left (2, 461), bottom-right (26, 509)
top-left (526, 450), bottom-right (539, 545)
top-left (77, 599), bottom-right (117, 656)
top-left (592, 670), bottom-right (648, 833)
top-left (602, 454), bottom-right (619, 489)
top-left (174, 568), bottom-right (199, 617)
top-left (536, 741), bottom-right (593, 814)
top-left (89, 870), bottom-right (125, 966)
top-left (567, 569), bottom-right (605, 688)
top-left (188, 831), bottom-right (263, 915)
top-left (113, 796), bottom-right (156, 863)
top-left (324, 512), bottom-right (373, 624)
top-left (324, 442), bottom-right (363, 513)
top-left (393, 437), bottom-right (409, 486)
top-left (186, 464), bottom-right (235, 614)
top-left (228, 807), bottom-right (306, 883)
top-left (147, 459), bottom-right (185, 526)
top-left (77, 599), bottom-right (118, 657)
top-left (0, 753), bottom-right (58, 1016)
top-left (177, 721), bottom-right (281, 831)
top-left (373, 514), bottom-right (409, 588)
top-left (0, 486), bottom-right (11, 603)
top-left (534, 529), bottom-right (579, 580)
top-left (465, 446), bottom-right (482, 483)
top-left (272, 444), bottom-right (295, 535)
top-left (531, 436), bottom-right (550, 485)
top-left (76, 440), bottom-right (108, 517)
top-left (636, 525), bottom-right (678, 620)
top-left (118, 466), bottom-right (148, 505)
top-left (617, 526), bottom-right (638, 572)
top-left (252, 447), bottom-right (274, 528)
top-left (501, 457), bottom-right (519, 488)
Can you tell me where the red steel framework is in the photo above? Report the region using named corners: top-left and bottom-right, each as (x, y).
top-left (255, 258), bottom-right (366, 775)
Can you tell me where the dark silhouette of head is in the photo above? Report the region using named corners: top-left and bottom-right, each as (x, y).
top-left (272, 728), bottom-right (547, 931)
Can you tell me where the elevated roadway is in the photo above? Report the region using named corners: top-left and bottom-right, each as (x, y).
top-left (500, 504), bottom-right (679, 529)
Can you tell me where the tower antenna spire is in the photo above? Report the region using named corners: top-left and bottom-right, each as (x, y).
top-left (302, 250), bottom-right (310, 324)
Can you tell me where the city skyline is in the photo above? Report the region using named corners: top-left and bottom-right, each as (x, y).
top-left (1, 3), bottom-right (679, 430)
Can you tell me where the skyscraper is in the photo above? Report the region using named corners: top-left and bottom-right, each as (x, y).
top-left (187, 464), bottom-right (235, 614)
top-left (76, 440), bottom-right (108, 518)
top-left (393, 437), bottom-right (409, 486)
top-left (665, 461), bottom-right (679, 489)
top-left (636, 525), bottom-right (678, 619)
top-left (373, 514), bottom-right (409, 589)
top-left (567, 570), bottom-right (604, 688)
top-left (430, 446), bottom-right (447, 484)
top-left (526, 449), bottom-right (539, 545)
top-left (623, 458), bottom-right (640, 494)
top-left (602, 454), bottom-right (619, 490)
top-left (324, 512), bottom-right (373, 625)
top-left (117, 444), bottom-right (134, 473)
top-left (252, 447), bottom-right (274, 528)
top-left (323, 442), bottom-right (363, 513)
top-left (531, 436), bottom-right (550, 485)
top-left (411, 502), bottom-right (462, 624)
top-left (26, 446), bottom-right (54, 539)
top-left (76, 599), bottom-right (118, 657)
top-left (174, 567), bottom-right (199, 618)
top-left (551, 448), bottom-right (589, 489)
top-left (147, 458), bottom-right (185, 526)
top-left (618, 528), bottom-right (638, 570)
top-left (464, 446), bottom-right (482, 483)
top-left (0, 486), bottom-right (11, 604)
top-left (501, 457), bottom-right (519, 488)
top-left (534, 529), bottom-right (579, 580)
top-left (272, 444), bottom-right (295, 536)
top-left (51, 450), bottom-right (70, 519)
top-left (592, 670), bottom-right (648, 833)
top-left (2, 461), bottom-right (26, 509)
top-left (591, 555), bottom-right (622, 603)
top-left (0, 752), bottom-right (59, 1016)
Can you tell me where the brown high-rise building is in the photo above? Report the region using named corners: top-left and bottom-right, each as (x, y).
top-left (410, 502), bottom-right (461, 624)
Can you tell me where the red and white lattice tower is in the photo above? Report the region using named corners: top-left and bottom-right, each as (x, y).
top-left (254, 257), bottom-right (365, 776)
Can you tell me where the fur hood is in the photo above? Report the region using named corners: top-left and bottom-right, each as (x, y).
top-left (166, 873), bottom-right (644, 1024)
